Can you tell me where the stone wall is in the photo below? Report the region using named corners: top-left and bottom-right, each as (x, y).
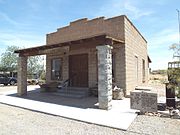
top-left (96, 45), bottom-right (113, 110)
top-left (130, 91), bottom-right (157, 112)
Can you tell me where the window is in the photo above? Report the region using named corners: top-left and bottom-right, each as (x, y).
top-left (135, 56), bottom-right (138, 84)
top-left (142, 59), bottom-right (145, 83)
top-left (51, 58), bottom-right (62, 80)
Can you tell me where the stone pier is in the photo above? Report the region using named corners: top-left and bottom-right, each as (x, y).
top-left (96, 45), bottom-right (113, 110)
top-left (17, 56), bottom-right (27, 96)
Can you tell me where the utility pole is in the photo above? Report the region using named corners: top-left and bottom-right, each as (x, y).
top-left (174, 9), bottom-right (180, 61)
top-left (177, 9), bottom-right (180, 46)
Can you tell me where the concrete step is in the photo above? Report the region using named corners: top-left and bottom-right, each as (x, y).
top-left (52, 87), bottom-right (90, 98)
top-left (51, 92), bottom-right (86, 98)
top-left (64, 87), bottom-right (89, 91)
top-left (135, 86), bottom-right (152, 91)
top-left (57, 90), bottom-right (89, 95)
top-left (59, 87), bottom-right (89, 94)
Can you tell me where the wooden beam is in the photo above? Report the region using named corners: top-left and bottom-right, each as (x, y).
top-left (15, 34), bottom-right (124, 56)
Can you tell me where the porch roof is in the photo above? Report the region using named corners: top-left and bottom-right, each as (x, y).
top-left (14, 34), bottom-right (124, 56)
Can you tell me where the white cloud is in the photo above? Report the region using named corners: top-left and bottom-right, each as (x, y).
top-left (0, 10), bottom-right (34, 29)
top-left (94, 0), bottom-right (153, 20)
top-left (0, 11), bottom-right (19, 26)
top-left (149, 56), bottom-right (171, 70)
top-left (0, 31), bottom-right (45, 54)
top-left (124, 1), bottom-right (153, 19)
top-left (25, 0), bottom-right (42, 12)
top-left (148, 28), bottom-right (179, 70)
top-left (25, 0), bottom-right (63, 13)
top-left (148, 29), bottom-right (179, 49)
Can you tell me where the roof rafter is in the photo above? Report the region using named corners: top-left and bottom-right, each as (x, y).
top-left (15, 34), bottom-right (124, 56)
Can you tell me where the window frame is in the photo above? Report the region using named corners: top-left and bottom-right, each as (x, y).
top-left (142, 59), bottom-right (145, 83)
top-left (51, 58), bottom-right (63, 81)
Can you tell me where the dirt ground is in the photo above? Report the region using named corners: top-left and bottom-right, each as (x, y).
top-left (0, 103), bottom-right (179, 135)
top-left (0, 84), bottom-right (17, 90)
top-left (0, 77), bottom-right (179, 135)
top-left (148, 74), bottom-right (168, 97)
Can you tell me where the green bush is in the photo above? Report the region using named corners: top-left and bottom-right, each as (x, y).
top-left (40, 71), bottom-right (46, 80)
top-left (168, 68), bottom-right (180, 98)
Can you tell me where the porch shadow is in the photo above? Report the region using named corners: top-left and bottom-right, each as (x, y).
top-left (8, 88), bottom-right (98, 109)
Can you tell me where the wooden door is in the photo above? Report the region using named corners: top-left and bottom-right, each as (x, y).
top-left (69, 54), bottom-right (88, 87)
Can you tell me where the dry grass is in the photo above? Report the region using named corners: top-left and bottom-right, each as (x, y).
top-left (148, 74), bottom-right (168, 97)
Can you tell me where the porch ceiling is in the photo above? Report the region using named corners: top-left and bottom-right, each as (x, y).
top-left (14, 34), bottom-right (124, 56)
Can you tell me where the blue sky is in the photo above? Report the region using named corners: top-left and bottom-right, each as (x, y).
top-left (0, 0), bottom-right (179, 70)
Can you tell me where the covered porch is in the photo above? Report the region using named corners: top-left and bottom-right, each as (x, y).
top-left (0, 85), bottom-right (137, 130)
top-left (14, 34), bottom-right (124, 110)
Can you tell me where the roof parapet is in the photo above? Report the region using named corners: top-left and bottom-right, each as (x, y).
top-left (70, 18), bottom-right (88, 25)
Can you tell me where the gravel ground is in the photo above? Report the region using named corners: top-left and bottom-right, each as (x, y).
top-left (0, 104), bottom-right (180, 135)
top-left (0, 85), bottom-right (17, 93)
top-left (0, 82), bottom-right (179, 135)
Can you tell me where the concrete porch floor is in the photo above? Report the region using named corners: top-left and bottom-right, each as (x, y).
top-left (0, 85), bottom-right (137, 130)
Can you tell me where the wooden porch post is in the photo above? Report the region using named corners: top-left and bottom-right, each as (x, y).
top-left (17, 55), bottom-right (27, 96)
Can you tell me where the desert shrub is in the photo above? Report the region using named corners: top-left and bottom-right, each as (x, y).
top-left (40, 71), bottom-right (46, 80)
top-left (168, 68), bottom-right (180, 98)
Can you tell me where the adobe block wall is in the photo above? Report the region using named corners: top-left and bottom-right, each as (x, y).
top-left (45, 46), bottom-right (70, 84)
top-left (46, 16), bottom-right (125, 45)
top-left (112, 45), bottom-right (126, 91)
top-left (45, 15), bottom-right (148, 95)
top-left (46, 47), bottom-right (97, 86)
top-left (124, 17), bottom-right (148, 95)
top-left (46, 15), bottom-right (126, 87)
top-left (88, 48), bottom-right (97, 87)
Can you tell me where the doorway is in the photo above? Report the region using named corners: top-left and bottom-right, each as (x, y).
top-left (69, 54), bottom-right (88, 87)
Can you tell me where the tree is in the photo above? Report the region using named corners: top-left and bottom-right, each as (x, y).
top-left (169, 43), bottom-right (180, 98)
top-left (169, 43), bottom-right (180, 60)
top-left (0, 46), bottom-right (20, 72)
top-left (27, 56), bottom-right (44, 78)
top-left (0, 45), bottom-right (44, 79)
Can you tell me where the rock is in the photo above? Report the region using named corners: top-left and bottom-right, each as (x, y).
top-left (112, 86), bottom-right (124, 100)
top-left (157, 103), bottom-right (166, 111)
top-left (130, 91), bottom-right (157, 112)
top-left (172, 109), bottom-right (180, 115)
top-left (148, 112), bottom-right (154, 116)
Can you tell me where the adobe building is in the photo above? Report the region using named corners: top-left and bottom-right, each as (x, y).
top-left (15, 15), bottom-right (150, 110)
